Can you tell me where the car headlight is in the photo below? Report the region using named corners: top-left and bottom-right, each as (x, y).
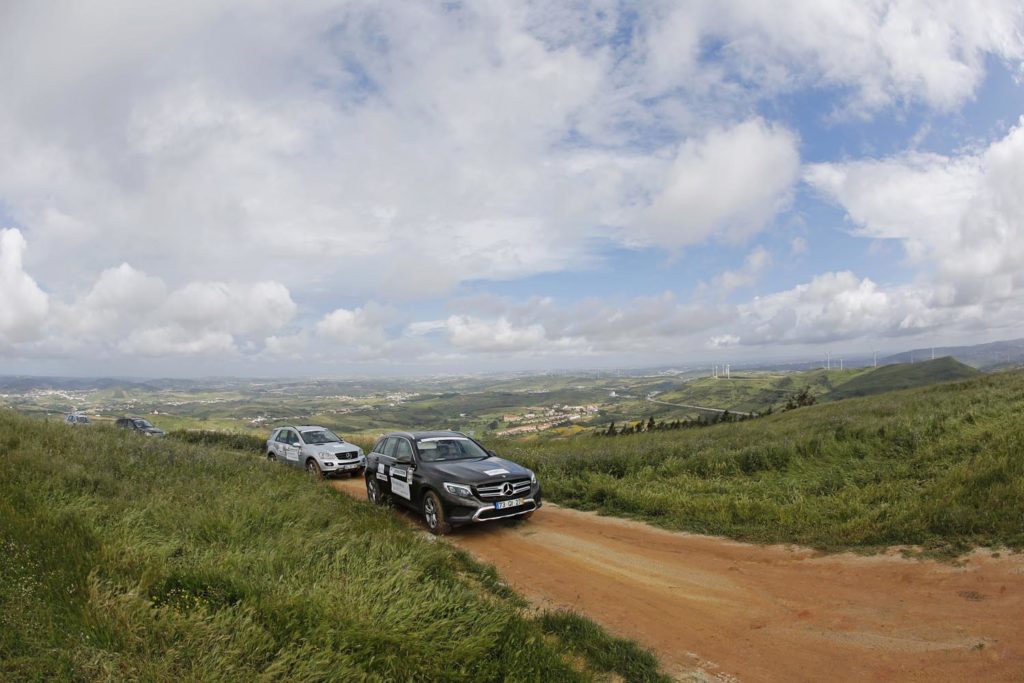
top-left (530, 471), bottom-right (537, 484)
top-left (443, 482), bottom-right (473, 498)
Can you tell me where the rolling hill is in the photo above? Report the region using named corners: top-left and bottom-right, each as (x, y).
top-left (882, 337), bottom-right (1024, 369)
top-left (823, 357), bottom-right (980, 401)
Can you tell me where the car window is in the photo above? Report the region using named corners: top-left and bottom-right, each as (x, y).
top-left (275, 430), bottom-right (290, 443)
top-left (372, 438), bottom-right (387, 453)
top-left (394, 438), bottom-right (413, 461)
top-left (300, 429), bottom-right (342, 444)
top-left (381, 438), bottom-right (397, 457)
top-left (416, 437), bottom-right (488, 462)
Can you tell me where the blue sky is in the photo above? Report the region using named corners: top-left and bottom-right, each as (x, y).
top-left (1, 1), bottom-right (1023, 376)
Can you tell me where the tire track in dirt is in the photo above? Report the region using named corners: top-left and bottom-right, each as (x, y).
top-left (330, 478), bottom-right (1024, 682)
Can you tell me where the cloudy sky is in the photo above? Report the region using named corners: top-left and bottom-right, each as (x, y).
top-left (2, 1), bottom-right (1024, 377)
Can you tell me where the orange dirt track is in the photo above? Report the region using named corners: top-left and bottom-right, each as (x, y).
top-left (330, 478), bottom-right (1024, 682)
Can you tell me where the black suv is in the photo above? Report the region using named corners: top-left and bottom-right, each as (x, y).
top-left (364, 431), bottom-right (541, 534)
top-left (115, 417), bottom-right (165, 437)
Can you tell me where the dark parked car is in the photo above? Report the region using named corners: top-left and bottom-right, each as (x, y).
top-left (64, 414), bottom-right (92, 426)
top-left (115, 417), bottom-right (165, 437)
top-left (364, 431), bottom-right (541, 535)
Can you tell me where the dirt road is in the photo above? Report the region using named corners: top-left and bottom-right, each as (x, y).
top-left (330, 478), bottom-right (1024, 682)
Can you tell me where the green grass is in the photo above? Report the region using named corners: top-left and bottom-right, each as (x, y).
top-left (539, 611), bottom-right (669, 682)
top-left (494, 370), bottom-right (1024, 556)
top-left (0, 412), bottom-right (667, 681)
top-left (167, 429), bottom-right (267, 453)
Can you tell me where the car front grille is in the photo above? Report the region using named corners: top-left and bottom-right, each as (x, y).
top-left (475, 478), bottom-right (532, 499)
top-left (334, 452), bottom-right (360, 461)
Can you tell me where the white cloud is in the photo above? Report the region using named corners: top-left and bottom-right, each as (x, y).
top-left (120, 326), bottom-right (237, 356)
top-left (1, 1), bottom-right (1023, 371)
top-left (807, 117), bottom-right (1024, 308)
top-left (445, 315), bottom-right (551, 354)
top-left (13, 0), bottom-right (1011, 307)
top-left (57, 263), bottom-right (166, 338)
top-left (710, 246), bottom-right (773, 295)
top-left (709, 334), bottom-right (740, 348)
top-left (692, 0), bottom-right (1024, 113)
top-left (263, 333), bottom-right (308, 359)
top-left (637, 119), bottom-right (800, 248)
top-left (735, 271), bottom-right (896, 345)
top-left (162, 281), bottom-right (296, 336)
top-left (316, 302), bottom-right (396, 347)
top-left (0, 228), bottom-right (48, 343)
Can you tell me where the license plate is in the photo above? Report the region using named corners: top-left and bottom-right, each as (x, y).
top-left (340, 463), bottom-right (358, 470)
top-left (494, 498), bottom-right (524, 510)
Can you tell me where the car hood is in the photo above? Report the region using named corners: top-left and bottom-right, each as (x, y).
top-left (144, 428), bottom-right (165, 436)
top-left (425, 456), bottom-right (531, 483)
top-left (303, 442), bottom-right (361, 457)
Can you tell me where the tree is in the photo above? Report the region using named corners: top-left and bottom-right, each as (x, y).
top-left (646, 416), bottom-right (656, 432)
top-left (605, 421), bottom-right (617, 436)
top-left (784, 387), bottom-right (817, 410)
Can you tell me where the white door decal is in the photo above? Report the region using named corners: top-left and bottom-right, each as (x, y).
top-left (389, 466), bottom-right (411, 500)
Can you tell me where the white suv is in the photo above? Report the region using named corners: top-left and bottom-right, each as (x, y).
top-left (266, 425), bottom-right (365, 478)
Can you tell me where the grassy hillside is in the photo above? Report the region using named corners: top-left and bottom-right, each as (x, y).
top-left (653, 368), bottom-right (870, 416)
top-left (494, 370), bottom-right (1024, 555)
top-left (823, 357), bottom-right (980, 400)
top-left (0, 413), bottom-right (667, 682)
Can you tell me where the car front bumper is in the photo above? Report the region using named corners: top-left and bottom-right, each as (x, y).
top-left (319, 457), bottom-right (365, 476)
top-left (440, 485), bottom-right (543, 527)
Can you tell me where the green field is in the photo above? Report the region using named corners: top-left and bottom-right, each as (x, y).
top-left (0, 412), bottom-right (667, 682)
top-left (494, 370), bottom-right (1024, 556)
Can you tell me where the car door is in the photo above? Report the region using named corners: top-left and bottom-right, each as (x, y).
top-left (270, 429), bottom-right (287, 459)
top-left (388, 437), bottom-right (416, 506)
top-left (375, 437), bottom-right (404, 504)
top-left (283, 429), bottom-right (301, 464)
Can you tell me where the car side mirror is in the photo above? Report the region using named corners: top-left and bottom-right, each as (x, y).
top-left (396, 454), bottom-right (413, 465)
top-left (487, 449), bottom-right (497, 457)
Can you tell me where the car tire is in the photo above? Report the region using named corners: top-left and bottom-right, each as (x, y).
top-left (422, 490), bottom-right (451, 536)
top-left (366, 476), bottom-right (386, 506)
top-left (267, 451), bottom-right (276, 461)
top-left (305, 459), bottom-right (323, 480)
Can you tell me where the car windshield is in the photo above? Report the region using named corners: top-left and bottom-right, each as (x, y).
top-left (300, 429), bottom-right (342, 444)
top-left (416, 437), bottom-right (488, 462)
top-left (133, 419), bottom-right (154, 429)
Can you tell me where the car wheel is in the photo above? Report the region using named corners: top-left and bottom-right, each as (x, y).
top-left (422, 491), bottom-right (451, 536)
top-left (305, 459), bottom-right (323, 480)
top-left (266, 451), bottom-right (276, 461)
top-left (366, 477), bottom-right (386, 506)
